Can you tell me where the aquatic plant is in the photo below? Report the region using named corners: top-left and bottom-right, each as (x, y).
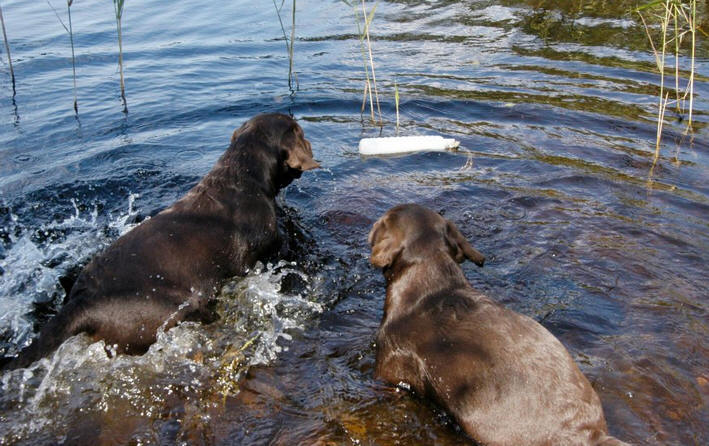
top-left (343, 0), bottom-right (383, 126)
top-left (361, 0), bottom-right (382, 127)
top-left (289, 1), bottom-right (296, 91)
top-left (636, 0), bottom-right (700, 161)
top-left (0, 2), bottom-right (14, 94)
top-left (68, 1), bottom-right (76, 113)
top-left (113, 0), bottom-right (127, 112)
top-left (395, 79), bottom-right (399, 134)
top-left (350, 1), bottom-right (375, 121)
top-left (272, 0), bottom-right (298, 92)
top-left (46, 0), bottom-right (79, 113)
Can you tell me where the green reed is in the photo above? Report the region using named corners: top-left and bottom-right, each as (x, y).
top-left (636, 0), bottom-right (700, 162)
top-left (0, 2), bottom-right (14, 94)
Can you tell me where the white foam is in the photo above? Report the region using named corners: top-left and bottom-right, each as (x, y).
top-left (218, 260), bottom-right (323, 365)
top-left (0, 258), bottom-right (323, 443)
top-left (0, 194), bottom-right (142, 353)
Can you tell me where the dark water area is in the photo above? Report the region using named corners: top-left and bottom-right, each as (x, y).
top-left (0, 0), bottom-right (707, 444)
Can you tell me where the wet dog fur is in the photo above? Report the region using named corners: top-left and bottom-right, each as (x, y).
top-left (368, 204), bottom-right (628, 446)
top-left (4, 113), bottom-right (319, 370)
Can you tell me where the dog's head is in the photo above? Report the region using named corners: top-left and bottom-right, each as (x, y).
top-left (368, 204), bottom-right (485, 270)
top-left (230, 113), bottom-right (319, 188)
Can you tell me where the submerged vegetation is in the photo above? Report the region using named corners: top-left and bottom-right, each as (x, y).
top-left (515, 0), bottom-right (704, 162)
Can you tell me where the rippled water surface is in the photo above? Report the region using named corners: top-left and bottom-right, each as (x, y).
top-left (1, 0), bottom-right (708, 444)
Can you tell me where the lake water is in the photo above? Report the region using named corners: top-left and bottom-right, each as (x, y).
top-left (0, 0), bottom-right (707, 444)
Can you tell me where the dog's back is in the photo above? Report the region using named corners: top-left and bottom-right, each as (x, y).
top-left (3, 113), bottom-right (318, 370)
top-left (369, 204), bottom-right (628, 445)
top-left (4, 174), bottom-right (278, 369)
top-left (378, 286), bottom-right (612, 445)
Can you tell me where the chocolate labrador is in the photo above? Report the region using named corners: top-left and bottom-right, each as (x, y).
top-left (368, 204), bottom-right (628, 446)
top-left (4, 113), bottom-right (319, 370)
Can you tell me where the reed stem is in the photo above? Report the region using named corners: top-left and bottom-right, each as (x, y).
top-left (47, 0), bottom-right (78, 112)
top-left (394, 79), bottom-right (400, 134)
top-left (289, 0), bottom-right (297, 91)
top-left (361, 80), bottom-right (369, 115)
top-left (114, 0), bottom-right (127, 113)
top-left (273, 0), bottom-right (297, 92)
top-left (637, 0), bottom-right (697, 159)
top-left (686, 0), bottom-right (696, 131)
top-left (0, 2), bottom-right (15, 94)
top-left (68, 1), bottom-right (77, 113)
top-left (653, 3), bottom-right (670, 159)
top-left (673, 6), bottom-right (681, 114)
top-left (117, 19), bottom-right (126, 111)
top-left (353, 4), bottom-right (374, 121)
top-left (361, 0), bottom-right (382, 127)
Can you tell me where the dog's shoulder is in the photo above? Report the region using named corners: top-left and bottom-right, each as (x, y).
top-left (414, 285), bottom-right (494, 321)
top-left (381, 286), bottom-right (495, 355)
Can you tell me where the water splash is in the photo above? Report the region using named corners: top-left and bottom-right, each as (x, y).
top-left (0, 260), bottom-right (323, 444)
top-left (0, 194), bottom-right (142, 355)
top-left (219, 260), bottom-right (324, 365)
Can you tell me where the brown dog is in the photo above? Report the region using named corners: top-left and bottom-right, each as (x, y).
top-left (4, 113), bottom-right (319, 370)
top-left (368, 204), bottom-right (628, 446)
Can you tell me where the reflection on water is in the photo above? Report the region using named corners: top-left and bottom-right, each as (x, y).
top-left (0, 0), bottom-right (707, 444)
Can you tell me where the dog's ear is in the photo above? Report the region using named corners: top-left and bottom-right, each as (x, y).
top-left (445, 220), bottom-right (485, 267)
top-left (281, 124), bottom-right (320, 171)
top-left (368, 217), bottom-right (403, 269)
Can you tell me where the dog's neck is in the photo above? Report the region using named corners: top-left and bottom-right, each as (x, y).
top-left (202, 139), bottom-right (283, 199)
top-left (382, 251), bottom-right (469, 323)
